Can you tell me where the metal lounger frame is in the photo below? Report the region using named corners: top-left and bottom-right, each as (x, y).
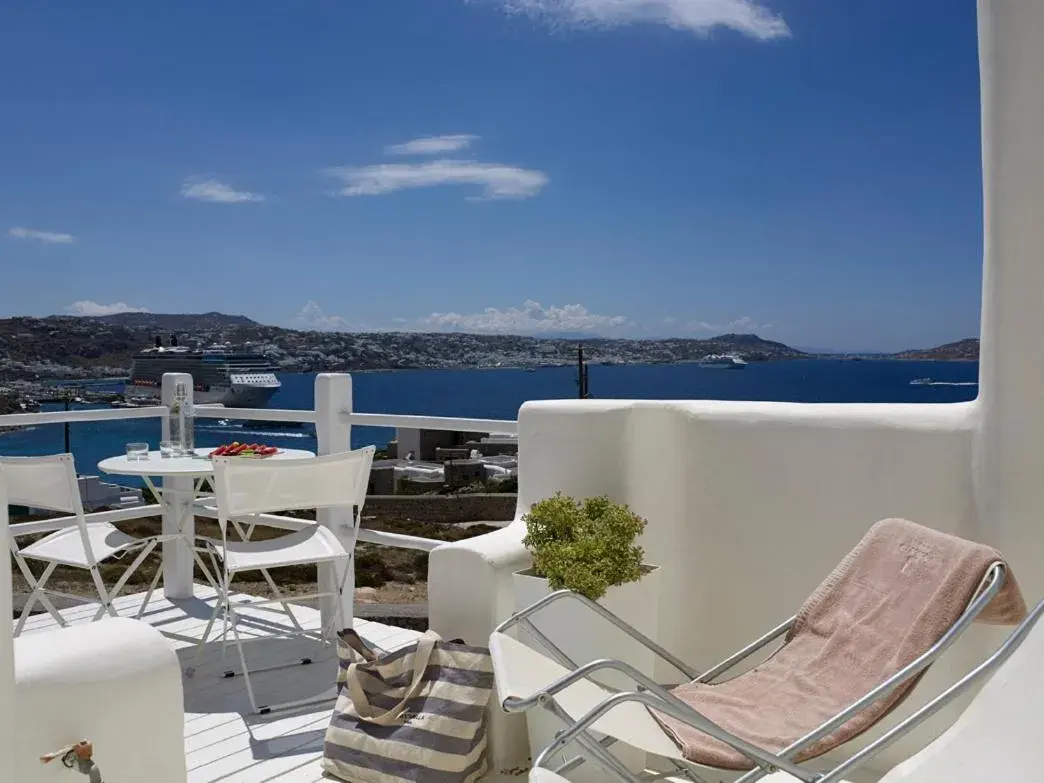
top-left (494, 562), bottom-right (1019, 783)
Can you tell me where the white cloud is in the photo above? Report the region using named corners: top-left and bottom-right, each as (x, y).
top-left (180, 178), bottom-right (265, 203)
top-left (476, 0), bottom-right (790, 40)
top-left (325, 159), bottom-right (548, 200)
top-left (292, 301), bottom-right (356, 332)
top-left (8, 227), bottom-right (75, 244)
top-left (66, 301), bottom-right (148, 316)
top-left (687, 316), bottom-right (772, 333)
top-left (385, 134), bottom-right (480, 155)
top-left (422, 299), bottom-right (629, 334)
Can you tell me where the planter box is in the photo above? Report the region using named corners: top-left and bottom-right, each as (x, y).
top-left (512, 566), bottom-right (662, 781)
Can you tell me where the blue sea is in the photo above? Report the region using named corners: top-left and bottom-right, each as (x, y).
top-left (0, 360), bottom-right (978, 486)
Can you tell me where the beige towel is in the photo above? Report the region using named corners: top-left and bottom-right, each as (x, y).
top-left (652, 518), bottom-right (1027, 770)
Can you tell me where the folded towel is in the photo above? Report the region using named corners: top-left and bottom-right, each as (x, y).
top-left (652, 518), bottom-right (1027, 770)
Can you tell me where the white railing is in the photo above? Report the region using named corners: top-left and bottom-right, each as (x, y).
top-left (0, 405), bottom-right (168, 427)
top-left (344, 412), bottom-right (517, 435)
top-left (0, 372), bottom-right (517, 555)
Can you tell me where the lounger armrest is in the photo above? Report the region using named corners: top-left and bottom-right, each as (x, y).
top-left (498, 588), bottom-right (701, 679)
top-left (535, 687), bottom-right (816, 781)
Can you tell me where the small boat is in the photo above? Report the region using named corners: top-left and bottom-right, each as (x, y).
top-left (698, 353), bottom-right (747, 369)
top-left (910, 377), bottom-right (934, 386)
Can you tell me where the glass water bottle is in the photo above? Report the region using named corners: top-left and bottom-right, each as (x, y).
top-left (170, 381), bottom-right (195, 455)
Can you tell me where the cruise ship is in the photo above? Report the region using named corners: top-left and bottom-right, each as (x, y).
top-left (698, 352), bottom-right (747, 369)
top-left (126, 337), bottom-right (281, 407)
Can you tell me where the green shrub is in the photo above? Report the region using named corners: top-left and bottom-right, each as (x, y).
top-left (521, 492), bottom-right (647, 601)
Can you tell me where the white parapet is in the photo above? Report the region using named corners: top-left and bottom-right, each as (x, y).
top-left (429, 397), bottom-right (1022, 776)
top-left (13, 618), bottom-right (186, 783)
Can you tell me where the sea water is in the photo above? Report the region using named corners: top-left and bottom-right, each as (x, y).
top-left (0, 360), bottom-right (978, 486)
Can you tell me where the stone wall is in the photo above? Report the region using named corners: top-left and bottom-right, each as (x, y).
top-left (362, 493), bottom-right (516, 524)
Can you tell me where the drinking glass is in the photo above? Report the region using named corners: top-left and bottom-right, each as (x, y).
top-left (159, 440), bottom-right (177, 458)
top-left (126, 442), bottom-right (149, 461)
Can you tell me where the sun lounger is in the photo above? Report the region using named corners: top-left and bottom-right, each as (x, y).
top-left (490, 519), bottom-right (1029, 783)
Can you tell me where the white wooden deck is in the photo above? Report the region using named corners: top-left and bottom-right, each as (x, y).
top-left (15, 585), bottom-right (428, 782)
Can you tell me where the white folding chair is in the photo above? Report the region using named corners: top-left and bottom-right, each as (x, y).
top-left (2, 454), bottom-right (161, 636)
top-left (188, 446), bottom-right (374, 715)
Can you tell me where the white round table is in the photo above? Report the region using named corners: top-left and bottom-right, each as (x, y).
top-left (98, 447), bottom-right (316, 479)
top-left (98, 447), bottom-right (316, 600)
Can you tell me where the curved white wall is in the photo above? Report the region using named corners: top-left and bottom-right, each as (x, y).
top-left (14, 618), bottom-right (186, 783)
top-left (975, 0), bottom-right (1044, 604)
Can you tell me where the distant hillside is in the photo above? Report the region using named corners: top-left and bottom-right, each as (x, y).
top-left (0, 314), bottom-right (807, 380)
top-left (893, 338), bottom-right (979, 361)
top-left (88, 311), bottom-right (257, 331)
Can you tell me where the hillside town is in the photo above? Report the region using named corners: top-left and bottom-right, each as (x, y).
top-left (0, 312), bottom-right (807, 381)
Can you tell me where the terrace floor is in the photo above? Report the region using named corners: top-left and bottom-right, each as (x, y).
top-left (16, 586), bottom-right (521, 782)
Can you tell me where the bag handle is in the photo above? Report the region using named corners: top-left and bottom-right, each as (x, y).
top-left (346, 630), bottom-right (441, 726)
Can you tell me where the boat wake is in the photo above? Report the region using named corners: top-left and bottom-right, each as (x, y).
top-left (910, 379), bottom-right (978, 387)
top-left (196, 424), bottom-right (314, 440)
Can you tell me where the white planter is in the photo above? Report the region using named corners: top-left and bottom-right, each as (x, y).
top-left (512, 566), bottom-right (662, 781)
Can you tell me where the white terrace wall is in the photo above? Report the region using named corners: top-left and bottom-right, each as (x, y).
top-left (429, 399), bottom-right (1001, 774)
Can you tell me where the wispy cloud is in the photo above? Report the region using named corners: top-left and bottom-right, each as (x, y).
top-left (385, 134), bottom-right (480, 155)
top-left (66, 301), bottom-right (148, 317)
top-left (8, 227), bottom-right (75, 244)
top-left (422, 299), bottom-right (630, 334)
top-left (180, 178), bottom-right (265, 204)
top-left (291, 301), bottom-right (361, 332)
top-left (687, 315), bottom-right (772, 333)
top-left (475, 0), bottom-right (790, 40)
top-left (325, 160), bottom-right (548, 200)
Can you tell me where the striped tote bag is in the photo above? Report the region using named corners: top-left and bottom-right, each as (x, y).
top-left (322, 628), bottom-right (494, 783)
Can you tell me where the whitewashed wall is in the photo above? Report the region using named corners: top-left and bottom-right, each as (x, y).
top-left (431, 399), bottom-right (991, 773)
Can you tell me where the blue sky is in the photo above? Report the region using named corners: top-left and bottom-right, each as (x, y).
top-left (0, 0), bottom-right (983, 352)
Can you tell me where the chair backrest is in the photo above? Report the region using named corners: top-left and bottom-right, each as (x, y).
top-left (879, 601), bottom-right (1044, 782)
top-left (0, 454), bottom-right (101, 569)
top-left (0, 454), bottom-right (83, 515)
top-left (211, 447), bottom-right (374, 522)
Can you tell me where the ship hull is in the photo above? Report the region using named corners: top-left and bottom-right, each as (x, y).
top-left (126, 384), bottom-right (279, 408)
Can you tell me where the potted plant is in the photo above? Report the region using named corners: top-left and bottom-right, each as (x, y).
top-left (518, 492), bottom-right (651, 602)
top-left (512, 493), bottom-right (661, 779)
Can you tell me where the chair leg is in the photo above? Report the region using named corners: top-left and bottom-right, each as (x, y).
top-left (137, 559), bottom-right (165, 619)
top-left (83, 554), bottom-right (118, 621)
top-left (227, 603), bottom-right (263, 714)
top-left (258, 567), bottom-right (307, 634)
top-left (221, 563), bottom-right (350, 716)
top-left (14, 561), bottom-right (64, 636)
top-left (184, 570), bottom-right (230, 678)
top-left (96, 541), bottom-right (158, 621)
